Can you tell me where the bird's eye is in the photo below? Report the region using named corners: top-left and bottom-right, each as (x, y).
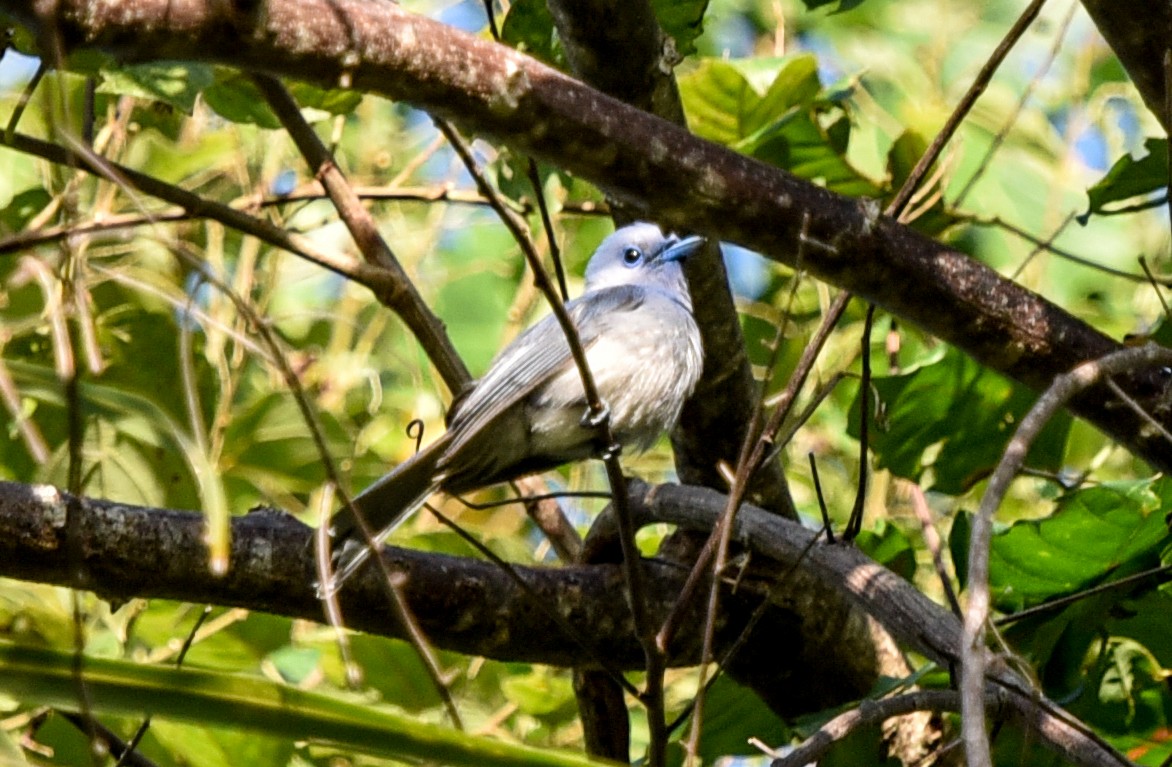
top-left (622, 247), bottom-right (643, 266)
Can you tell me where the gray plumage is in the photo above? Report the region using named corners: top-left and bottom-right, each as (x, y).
top-left (326, 223), bottom-right (704, 588)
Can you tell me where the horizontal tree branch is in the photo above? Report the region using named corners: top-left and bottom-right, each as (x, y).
top-left (0, 479), bottom-right (874, 715)
top-left (0, 478), bottom-right (1130, 767)
top-left (2, 0), bottom-right (1168, 470)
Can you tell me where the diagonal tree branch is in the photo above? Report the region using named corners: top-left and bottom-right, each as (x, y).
top-left (3, 0), bottom-right (1167, 472)
top-left (1079, 1), bottom-right (1172, 132)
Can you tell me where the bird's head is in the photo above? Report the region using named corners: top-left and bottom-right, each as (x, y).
top-left (583, 223), bottom-right (705, 303)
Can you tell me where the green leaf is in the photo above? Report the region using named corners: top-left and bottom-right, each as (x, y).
top-left (0, 187), bottom-right (51, 234)
top-left (201, 72), bottom-right (361, 127)
top-left (949, 511), bottom-right (971, 589)
top-left (675, 676), bottom-right (789, 763)
top-left (500, 668), bottom-right (575, 717)
top-left (0, 641), bottom-right (600, 767)
top-left (680, 59), bottom-right (759, 144)
top-left (653, 0), bottom-right (709, 57)
top-left (1082, 137), bottom-right (1168, 221)
top-left (680, 56), bottom-right (880, 196)
top-left (848, 347), bottom-right (1071, 494)
top-left (1089, 639), bottom-right (1168, 733)
top-left (287, 82), bottom-right (363, 116)
top-left (97, 62), bottom-right (214, 114)
top-left (990, 479), bottom-right (1170, 611)
top-left (855, 521), bottom-right (916, 581)
top-left (202, 73), bottom-right (281, 128)
top-left (800, 0), bottom-right (869, 11)
top-left (991, 478), bottom-right (1172, 697)
top-left (885, 131), bottom-right (960, 235)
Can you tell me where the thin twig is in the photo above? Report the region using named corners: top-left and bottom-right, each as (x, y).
top-left (1104, 377), bottom-right (1172, 445)
top-left (658, 290), bottom-right (851, 656)
top-left (995, 563), bottom-right (1172, 626)
top-left (422, 502), bottom-right (640, 697)
top-left (252, 73), bottom-right (470, 391)
top-left (110, 606), bottom-right (214, 767)
top-left (844, 304), bottom-right (876, 541)
top-left (952, 0), bottom-right (1078, 207)
top-left (887, 0), bottom-right (1051, 216)
top-left (4, 58), bottom-right (45, 141)
top-left (907, 483), bottom-right (962, 617)
top-left (773, 690), bottom-right (990, 767)
top-left (962, 212), bottom-right (1172, 285)
top-left (180, 240), bottom-right (464, 727)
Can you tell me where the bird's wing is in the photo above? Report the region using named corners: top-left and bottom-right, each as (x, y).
top-left (442, 286), bottom-right (645, 458)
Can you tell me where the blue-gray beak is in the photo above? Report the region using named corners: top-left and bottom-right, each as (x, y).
top-left (659, 234), bottom-right (706, 263)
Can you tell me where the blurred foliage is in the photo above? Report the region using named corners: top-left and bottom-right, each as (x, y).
top-left (1, 0), bottom-right (1171, 765)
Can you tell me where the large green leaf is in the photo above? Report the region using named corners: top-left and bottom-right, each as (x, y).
top-left (201, 72), bottom-right (359, 129)
top-left (0, 641), bottom-right (604, 767)
top-left (987, 478), bottom-right (1172, 699)
top-left (679, 56), bottom-right (880, 196)
top-left (652, 0), bottom-right (709, 57)
top-left (990, 479), bottom-right (1170, 611)
top-left (848, 347), bottom-right (1071, 494)
top-left (500, 0), bottom-right (564, 67)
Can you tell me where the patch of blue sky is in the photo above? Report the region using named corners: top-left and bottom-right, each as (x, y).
top-left (436, 0), bottom-right (488, 34)
top-left (0, 49), bottom-right (40, 94)
top-left (723, 243), bottom-right (772, 300)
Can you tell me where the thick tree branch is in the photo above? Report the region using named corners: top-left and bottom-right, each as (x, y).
top-left (2, 0), bottom-right (1167, 471)
top-left (0, 478), bottom-right (1131, 767)
top-left (0, 479), bottom-right (872, 714)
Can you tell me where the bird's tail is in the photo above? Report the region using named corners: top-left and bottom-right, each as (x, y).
top-left (319, 436), bottom-right (447, 596)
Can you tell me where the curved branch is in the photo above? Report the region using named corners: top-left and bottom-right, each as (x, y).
top-left (2, 0), bottom-right (1166, 471)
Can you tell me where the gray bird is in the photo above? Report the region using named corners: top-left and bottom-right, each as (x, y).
top-left (327, 223), bottom-right (704, 587)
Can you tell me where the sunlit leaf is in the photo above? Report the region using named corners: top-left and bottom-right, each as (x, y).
top-left (500, 668), bottom-right (575, 717)
top-left (990, 479), bottom-right (1170, 611)
top-left (680, 56), bottom-right (879, 195)
top-left (97, 62), bottom-right (214, 114)
top-left (673, 676), bottom-right (790, 764)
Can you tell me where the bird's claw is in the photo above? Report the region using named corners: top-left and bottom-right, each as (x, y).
top-left (581, 402), bottom-right (611, 429)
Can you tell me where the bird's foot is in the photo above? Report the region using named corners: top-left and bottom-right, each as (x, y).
top-left (581, 402), bottom-right (611, 429)
top-left (600, 442), bottom-right (623, 461)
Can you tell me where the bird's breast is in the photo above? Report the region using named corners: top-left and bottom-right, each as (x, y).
top-left (529, 297), bottom-right (702, 453)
